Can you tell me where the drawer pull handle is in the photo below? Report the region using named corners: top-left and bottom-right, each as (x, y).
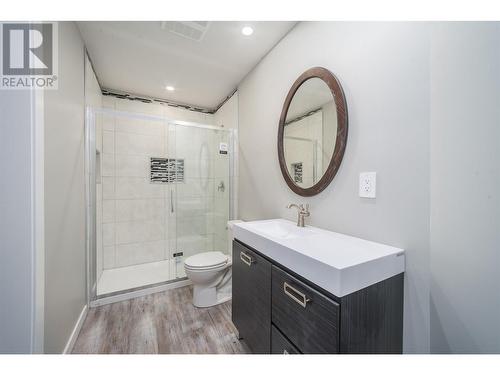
top-left (283, 282), bottom-right (311, 308)
top-left (240, 252), bottom-right (254, 267)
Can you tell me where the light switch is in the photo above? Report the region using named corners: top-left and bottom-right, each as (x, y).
top-left (359, 172), bottom-right (376, 198)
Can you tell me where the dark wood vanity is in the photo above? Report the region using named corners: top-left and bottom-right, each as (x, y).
top-left (232, 239), bottom-right (404, 354)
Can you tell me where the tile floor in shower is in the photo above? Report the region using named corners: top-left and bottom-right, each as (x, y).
top-left (97, 259), bottom-right (186, 295)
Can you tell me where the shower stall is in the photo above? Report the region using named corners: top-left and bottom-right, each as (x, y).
top-left (85, 107), bottom-right (235, 302)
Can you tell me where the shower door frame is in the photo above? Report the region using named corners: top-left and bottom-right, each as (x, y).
top-left (84, 107), bottom-right (97, 308)
top-left (84, 107), bottom-right (236, 306)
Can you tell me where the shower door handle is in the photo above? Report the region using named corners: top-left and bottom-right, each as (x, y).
top-left (170, 189), bottom-right (174, 213)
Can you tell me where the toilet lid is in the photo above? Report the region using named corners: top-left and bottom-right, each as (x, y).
top-left (184, 251), bottom-right (228, 269)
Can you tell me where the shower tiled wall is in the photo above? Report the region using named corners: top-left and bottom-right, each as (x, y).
top-left (101, 113), bottom-right (167, 269)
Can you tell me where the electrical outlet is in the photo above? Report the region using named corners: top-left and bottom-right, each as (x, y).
top-left (359, 172), bottom-right (376, 198)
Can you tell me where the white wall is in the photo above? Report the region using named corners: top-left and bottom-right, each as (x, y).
top-left (237, 22), bottom-right (430, 353)
top-left (214, 93), bottom-right (238, 129)
top-left (0, 89), bottom-right (40, 353)
top-left (43, 21), bottom-right (88, 353)
top-left (429, 23), bottom-right (500, 353)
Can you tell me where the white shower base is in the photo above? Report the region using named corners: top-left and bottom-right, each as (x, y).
top-left (97, 259), bottom-right (187, 296)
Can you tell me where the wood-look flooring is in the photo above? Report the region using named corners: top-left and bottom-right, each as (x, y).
top-left (72, 285), bottom-right (250, 354)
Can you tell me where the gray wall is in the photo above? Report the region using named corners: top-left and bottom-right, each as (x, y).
top-left (429, 23), bottom-right (500, 353)
top-left (237, 22), bottom-right (431, 353)
top-left (0, 90), bottom-right (37, 353)
top-left (43, 21), bottom-right (87, 353)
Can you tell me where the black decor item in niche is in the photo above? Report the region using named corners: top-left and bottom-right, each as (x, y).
top-left (150, 157), bottom-right (184, 183)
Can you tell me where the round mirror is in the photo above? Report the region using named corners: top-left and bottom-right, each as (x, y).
top-left (278, 67), bottom-right (348, 196)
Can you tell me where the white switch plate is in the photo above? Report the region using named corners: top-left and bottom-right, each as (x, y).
top-left (359, 172), bottom-right (376, 198)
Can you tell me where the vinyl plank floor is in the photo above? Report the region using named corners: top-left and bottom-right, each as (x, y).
top-left (72, 286), bottom-right (250, 354)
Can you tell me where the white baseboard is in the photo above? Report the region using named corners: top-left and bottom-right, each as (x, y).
top-left (62, 304), bottom-right (88, 354)
top-left (90, 279), bottom-right (192, 308)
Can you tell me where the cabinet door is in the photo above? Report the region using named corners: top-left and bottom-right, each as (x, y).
top-left (271, 325), bottom-right (301, 354)
top-left (232, 240), bottom-right (272, 353)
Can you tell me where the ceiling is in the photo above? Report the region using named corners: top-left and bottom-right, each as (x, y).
top-left (78, 21), bottom-right (296, 110)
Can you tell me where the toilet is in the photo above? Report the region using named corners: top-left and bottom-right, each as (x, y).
top-left (184, 220), bottom-right (242, 307)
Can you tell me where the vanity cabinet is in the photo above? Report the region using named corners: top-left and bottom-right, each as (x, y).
top-left (231, 240), bottom-right (272, 353)
top-left (271, 325), bottom-right (300, 354)
top-left (232, 239), bottom-right (404, 354)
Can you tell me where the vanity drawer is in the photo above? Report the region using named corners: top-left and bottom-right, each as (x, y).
top-left (271, 265), bottom-right (339, 353)
top-left (271, 324), bottom-right (301, 354)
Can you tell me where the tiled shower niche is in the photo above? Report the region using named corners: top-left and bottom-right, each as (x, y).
top-left (150, 157), bottom-right (185, 184)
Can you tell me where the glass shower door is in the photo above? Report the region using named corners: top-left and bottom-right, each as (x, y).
top-left (212, 128), bottom-right (232, 255)
top-left (169, 123), bottom-right (232, 279)
top-left (166, 122), bottom-right (182, 279)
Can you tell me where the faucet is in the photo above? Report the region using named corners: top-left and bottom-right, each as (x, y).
top-left (287, 203), bottom-right (310, 227)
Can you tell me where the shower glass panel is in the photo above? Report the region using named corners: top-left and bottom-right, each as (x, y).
top-left (89, 108), bottom-right (233, 298)
top-left (170, 124), bottom-right (232, 279)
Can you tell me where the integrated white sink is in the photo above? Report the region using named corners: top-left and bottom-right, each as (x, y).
top-left (243, 219), bottom-right (316, 239)
top-left (233, 219), bottom-right (405, 297)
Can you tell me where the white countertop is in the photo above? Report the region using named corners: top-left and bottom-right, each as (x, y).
top-left (232, 219), bottom-right (405, 297)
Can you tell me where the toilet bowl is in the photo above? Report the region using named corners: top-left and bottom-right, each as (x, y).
top-left (184, 220), bottom-right (243, 307)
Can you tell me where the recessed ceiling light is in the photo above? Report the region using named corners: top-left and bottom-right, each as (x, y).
top-left (241, 26), bottom-right (253, 36)
top-left (166, 86), bottom-right (175, 91)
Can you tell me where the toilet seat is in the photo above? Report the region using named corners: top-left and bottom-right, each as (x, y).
top-left (184, 251), bottom-right (229, 271)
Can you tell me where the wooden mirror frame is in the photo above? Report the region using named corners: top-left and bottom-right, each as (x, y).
top-left (278, 67), bottom-right (348, 197)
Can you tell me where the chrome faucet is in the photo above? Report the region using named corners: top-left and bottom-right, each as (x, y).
top-left (287, 203), bottom-right (310, 227)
